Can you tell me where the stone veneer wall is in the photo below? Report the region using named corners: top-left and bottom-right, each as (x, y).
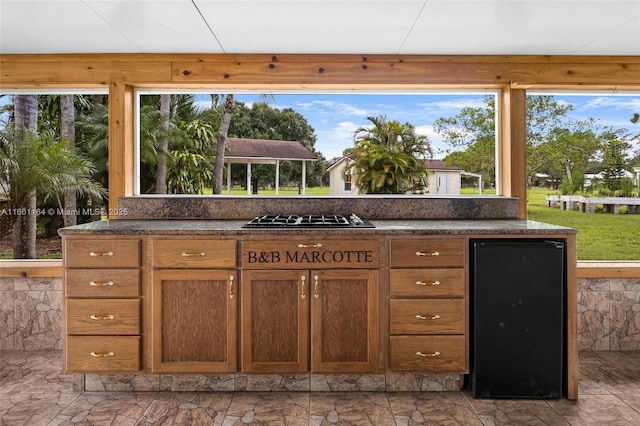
top-left (578, 277), bottom-right (640, 350)
top-left (1, 275), bottom-right (639, 352)
top-left (0, 277), bottom-right (63, 350)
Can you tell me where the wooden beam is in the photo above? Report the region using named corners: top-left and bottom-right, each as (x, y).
top-left (2, 54), bottom-right (640, 88)
top-left (577, 262), bottom-right (640, 279)
top-left (0, 260), bottom-right (63, 278)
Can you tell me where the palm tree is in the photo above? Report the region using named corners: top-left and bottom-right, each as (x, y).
top-left (60, 94), bottom-right (77, 225)
top-left (0, 126), bottom-right (105, 259)
top-left (10, 95), bottom-right (38, 258)
top-left (346, 115), bottom-right (433, 194)
top-left (155, 94), bottom-right (171, 194)
top-left (213, 94), bottom-right (234, 194)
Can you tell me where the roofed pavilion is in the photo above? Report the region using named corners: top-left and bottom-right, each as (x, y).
top-left (224, 138), bottom-right (317, 195)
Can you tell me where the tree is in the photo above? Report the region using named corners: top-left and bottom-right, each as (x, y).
top-left (10, 95), bottom-right (38, 258)
top-left (228, 101), bottom-right (325, 190)
top-left (600, 128), bottom-right (632, 192)
top-left (536, 119), bottom-right (601, 190)
top-left (76, 99), bottom-right (110, 221)
top-left (137, 94), bottom-right (217, 194)
top-left (433, 96), bottom-right (496, 186)
top-left (0, 127), bottom-right (105, 258)
top-left (60, 95), bottom-right (77, 226)
top-left (155, 94), bottom-right (171, 194)
top-left (345, 115), bottom-right (432, 194)
top-left (213, 94), bottom-right (235, 194)
top-left (434, 95), bottom-right (585, 189)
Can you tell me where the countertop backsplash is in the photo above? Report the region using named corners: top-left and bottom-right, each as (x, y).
top-left (117, 195), bottom-right (520, 220)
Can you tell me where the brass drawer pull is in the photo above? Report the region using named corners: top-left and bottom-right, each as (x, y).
top-left (90, 314), bottom-right (115, 321)
top-left (89, 281), bottom-right (114, 287)
top-left (416, 351), bottom-right (441, 357)
top-left (298, 243), bottom-right (323, 248)
top-left (314, 274), bottom-right (320, 299)
top-left (182, 252), bottom-right (206, 257)
top-left (89, 251), bottom-right (114, 257)
top-left (90, 351), bottom-right (115, 358)
top-left (416, 314), bottom-right (440, 320)
top-left (301, 275), bottom-right (306, 299)
top-left (229, 275), bottom-right (235, 299)
top-left (415, 251), bottom-right (439, 257)
top-left (416, 280), bottom-right (441, 286)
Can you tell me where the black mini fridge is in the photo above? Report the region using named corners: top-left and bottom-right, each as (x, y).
top-left (470, 239), bottom-right (565, 399)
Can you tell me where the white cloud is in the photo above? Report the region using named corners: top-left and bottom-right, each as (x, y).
top-left (415, 124), bottom-right (444, 155)
top-left (316, 121), bottom-right (360, 160)
top-left (581, 96), bottom-right (640, 111)
top-left (295, 100), bottom-right (369, 117)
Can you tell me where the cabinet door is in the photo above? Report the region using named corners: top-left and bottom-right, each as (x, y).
top-left (151, 269), bottom-right (237, 373)
top-left (241, 270), bottom-right (309, 373)
top-left (311, 269), bottom-right (378, 373)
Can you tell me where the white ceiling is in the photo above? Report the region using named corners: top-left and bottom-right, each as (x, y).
top-left (1, 0), bottom-right (639, 56)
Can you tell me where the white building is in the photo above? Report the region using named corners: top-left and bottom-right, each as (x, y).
top-left (327, 157), bottom-right (463, 195)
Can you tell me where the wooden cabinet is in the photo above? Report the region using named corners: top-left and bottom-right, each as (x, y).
top-left (63, 237), bottom-right (141, 373)
top-left (241, 270), bottom-right (309, 373)
top-left (311, 269), bottom-right (378, 373)
top-left (241, 239), bottom-right (378, 373)
top-left (150, 239), bottom-right (237, 373)
top-left (389, 238), bottom-right (468, 373)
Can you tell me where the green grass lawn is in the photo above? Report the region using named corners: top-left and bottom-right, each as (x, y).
top-left (526, 187), bottom-right (640, 261)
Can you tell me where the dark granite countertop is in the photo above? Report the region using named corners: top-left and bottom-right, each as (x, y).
top-left (58, 219), bottom-right (576, 236)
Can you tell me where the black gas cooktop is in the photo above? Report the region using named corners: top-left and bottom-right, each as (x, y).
top-left (242, 213), bottom-right (374, 228)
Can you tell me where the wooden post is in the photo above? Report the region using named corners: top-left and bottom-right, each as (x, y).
top-left (108, 82), bottom-right (135, 219)
top-left (301, 161), bottom-right (307, 195)
top-left (498, 87), bottom-right (527, 219)
top-left (275, 160), bottom-right (280, 195)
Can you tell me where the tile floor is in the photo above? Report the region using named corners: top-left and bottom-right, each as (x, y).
top-left (1, 350), bottom-right (640, 425)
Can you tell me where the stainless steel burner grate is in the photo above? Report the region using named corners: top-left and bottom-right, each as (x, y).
top-left (242, 213), bottom-right (374, 228)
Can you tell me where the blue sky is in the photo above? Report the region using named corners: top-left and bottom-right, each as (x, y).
top-left (201, 92), bottom-right (640, 161)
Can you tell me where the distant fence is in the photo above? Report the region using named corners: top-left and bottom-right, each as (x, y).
top-left (546, 195), bottom-right (640, 214)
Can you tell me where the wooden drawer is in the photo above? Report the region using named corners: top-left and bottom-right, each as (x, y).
top-left (390, 269), bottom-right (464, 297)
top-left (152, 239), bottom-right (236, 268)
top-left (66, 269), bottom-right (140, 298)
top-left (65, 239), bottom-right (140, 268)
top-left (390, 299), bottom-right (465, 334)
top-left (66, 299), bottom-right (140, 335)
top-left (390, 239), bottom-right (464, 268)
top-left (65, 335), bottom-right (140, 372)
top-left (390, 335), bottom-right (466, 372)
top-left (242, 239), bottom-right (378, 269)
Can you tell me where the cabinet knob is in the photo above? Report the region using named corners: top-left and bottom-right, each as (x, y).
top-left (89, 281), bottom-right (114, 287)
top-left (89, 251), bottom-right (113, 257)
top-left (416, 351), bottom-right (440, 357)
top-left (415, 314), bottom-right (440, 320)
top-left (89, 314), bottom-right (115, 321)
top-left (182, 252), bottom-right (206, 257)
top-left (229, 275), bottom-right (235, 299)
top-left (90, 351), bottom-right (115, 358)
top-left (298, 243), bottom-right (323, 248)
top-left (416, 280), bottom-right (440, 286)
top-left (415, 251), bottom-right (439, 257)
